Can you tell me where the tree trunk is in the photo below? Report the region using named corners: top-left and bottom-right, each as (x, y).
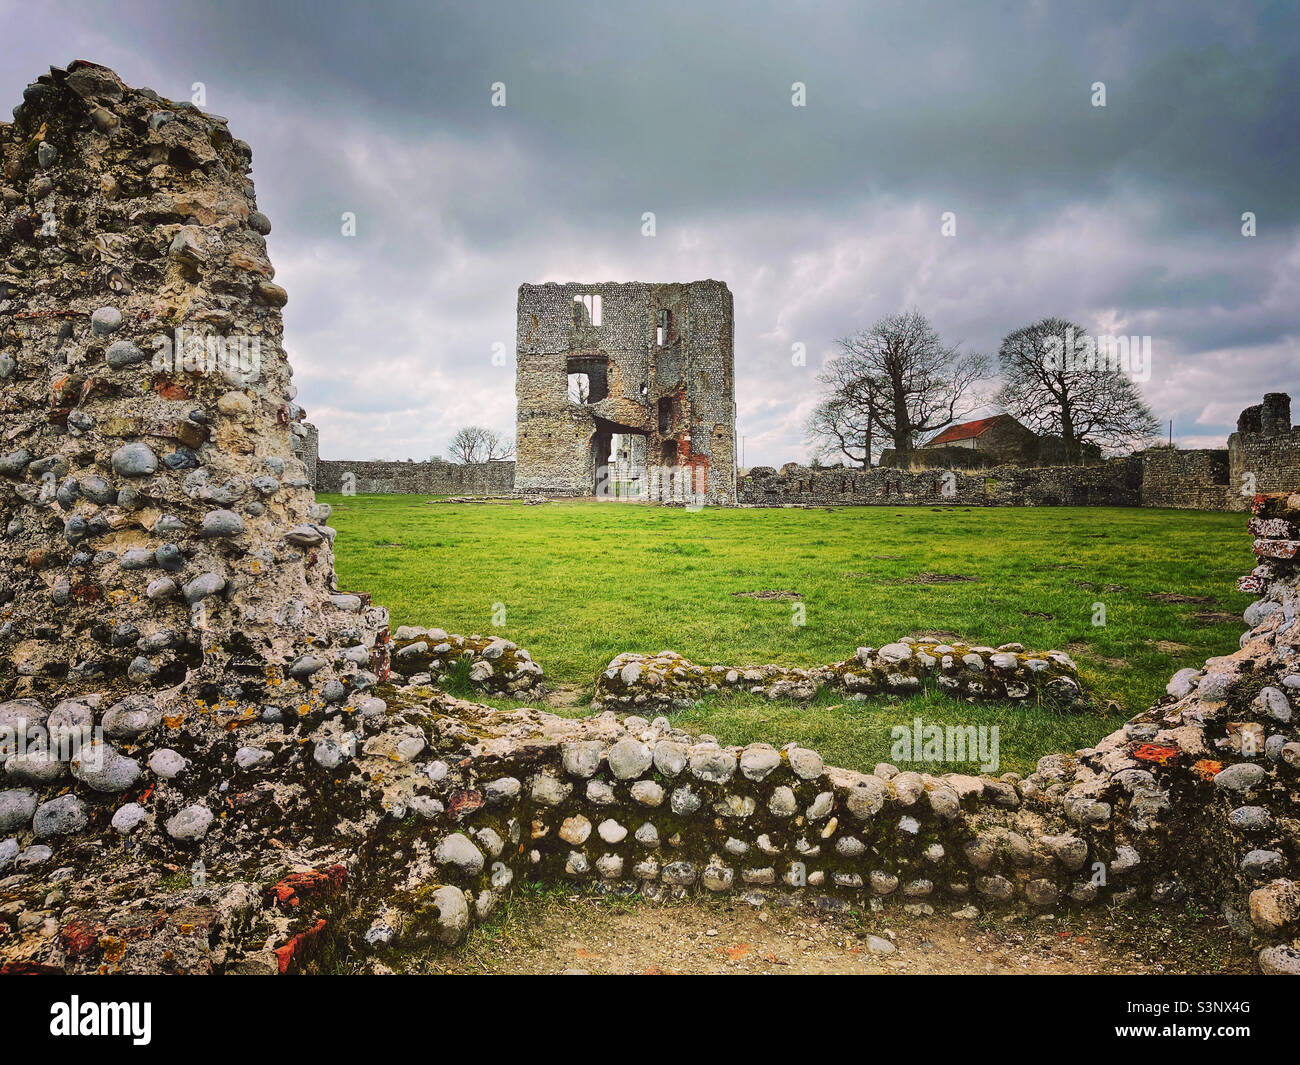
top-left (1060, 401), bottom-right (1078, 465)
top-left (892, 388), bottom-right (911, 461)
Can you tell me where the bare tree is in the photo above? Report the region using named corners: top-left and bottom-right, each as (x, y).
top-left (448, 426), bottom-right (487, 463)
top-left (567, 373), bottom-right (590, 405)
top-left (995, 318), bottom-right (1159, 462)
top-left (482, 429), bottom-right (515, 461)
top-left (808, 310), bottom-right (989, 464)
top-left (805, 379), bottom-right (881, 467)
top-left (449, 426), bottom-right (515, 463)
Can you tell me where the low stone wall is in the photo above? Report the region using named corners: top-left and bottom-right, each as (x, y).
top-left (389, 626), bottom-right (544, 696)
top-left (327, 490), bottom-right (1300, 973)
top-left (740, 459), bottom-right (1143, 508)
top-left (314, 459), bottom-right (515, 496)
top-left (357, 709), bottom-right (1081, 949)
top-left (592, 639), bottom-right (1085, 713)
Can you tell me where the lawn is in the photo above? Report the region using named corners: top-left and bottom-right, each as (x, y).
top-left (322, 495), bottom-right (1254, 775)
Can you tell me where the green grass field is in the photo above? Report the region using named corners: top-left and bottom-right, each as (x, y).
top-left (323, 495), bottom-right (1254, 775)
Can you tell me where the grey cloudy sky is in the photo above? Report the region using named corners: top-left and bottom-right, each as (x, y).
top-left (3, 0), bottom-right (1298, 465)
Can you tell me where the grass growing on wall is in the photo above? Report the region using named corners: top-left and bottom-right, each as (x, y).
top-left (323, 495), bottom-right (1253, 775)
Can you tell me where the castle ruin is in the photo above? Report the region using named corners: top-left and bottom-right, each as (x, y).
top-left (1, 64), bottom-right (1298, 977)
top-left (514, 281), bottom-right (736, 504)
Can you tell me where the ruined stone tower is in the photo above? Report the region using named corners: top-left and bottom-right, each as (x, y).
top-left (1229, 392), bottom-right (1300, 509)
top-left (514, 281), bottom-right (736, 504)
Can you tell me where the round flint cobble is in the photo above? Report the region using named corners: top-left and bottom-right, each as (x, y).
top-left (607, 737), bottom-right (652, 780)
top-left (33, 795), bottom-right (88, 837)
top-left (689, 746), bottom-right (736, 783)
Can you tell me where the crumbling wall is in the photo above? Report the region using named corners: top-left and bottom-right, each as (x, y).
top-left (388, 625), bottom-right (543, 695)
top-left (592, 639), bottom-right (1085, 712)
top-left (0, 62), bottom-right (560, 977)
top-left (296, 420), bottom-right (319, 487)
top-left (0, 60), bottom-right (388, 704)
top-left (515, 281), bottom-right (736, 504)
top-left (882, 444), bottom-right (1002, 471)
top-left (0, 62), bottom-right (403, 972)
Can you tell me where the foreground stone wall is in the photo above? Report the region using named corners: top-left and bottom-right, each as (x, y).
top-left (0, 65), bottom-right (1296, 977)
top-left (0, 61), bottom-right (388, 704)
top-left (314, 458), bottom-right (515, 496)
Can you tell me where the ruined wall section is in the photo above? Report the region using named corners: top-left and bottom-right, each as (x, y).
top-left (0, 62), bottom-right (388, 703)
top-left (1140, 448), bottom-right (1229, 510)
top-left (1229, 393), bottom-right (1300, 511)
top-left (682, 281), bottom-right (736, 504)
top-left (296, 420), bottom-right (318, 487)
top-left (593, 638), bottom-right (1086, 712)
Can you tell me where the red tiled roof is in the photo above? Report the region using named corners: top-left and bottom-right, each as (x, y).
top-left (924, 415), bottom-right (1007, 447)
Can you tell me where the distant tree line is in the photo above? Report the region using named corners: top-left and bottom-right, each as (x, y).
top-left (806, 311), bottom-right (1159, 467)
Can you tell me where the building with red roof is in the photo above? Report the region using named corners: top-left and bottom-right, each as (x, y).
top-left (919, 413), bottom-right (1043, 466)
